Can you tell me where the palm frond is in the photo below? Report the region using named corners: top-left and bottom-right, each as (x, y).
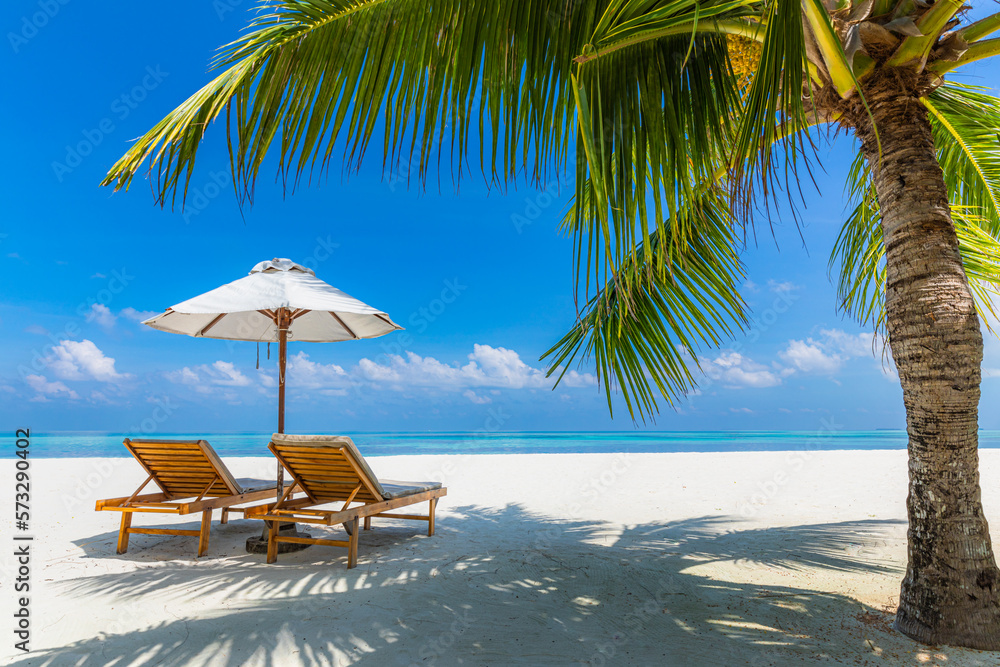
top-left (831, 83), bottom-right (1000, 337)
top-left (103, 0), bottom-right (601, 205)
top-left (829, 153), bottom-right (886, 336)
top-left (543, 185), bottom-right (748, 421)
top-left (569, 17), bottom-right (743, 301)
top-left (923, 83), bottom-right (1000, 235)
top-left (728, 0), bottom-right (812, 221)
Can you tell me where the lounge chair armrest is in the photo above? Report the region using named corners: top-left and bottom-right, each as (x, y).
top-left (96, 492), bottom-right (170, 511)
top-left (245, 495), bottom-right (314, 517)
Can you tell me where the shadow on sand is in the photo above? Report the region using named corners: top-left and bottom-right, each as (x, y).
top-left (16, 507), bottom-right (988, 666)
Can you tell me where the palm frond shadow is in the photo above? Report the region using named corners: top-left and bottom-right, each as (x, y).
top-left (22, 507), bottom-right (910, 666)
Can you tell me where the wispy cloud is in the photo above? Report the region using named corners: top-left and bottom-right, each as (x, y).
top-left (86, 303), bottom-right (117, 330)
top-left (767, 280), bottom-right (800, 294)
top-left (120, 307), bottom-right (159, 323)
top-left (25, 374), bottom-right (79, 401)
top-left (463, 389), bottom-right (492, 404)
top-left (166, 361), bottom-right (254, 394)
top-left (701, 351), bottom-right (782, 388)
top-left (358, 344), bottom-right (595, 390)
top-left (163, 344), bottom-right (596, 402)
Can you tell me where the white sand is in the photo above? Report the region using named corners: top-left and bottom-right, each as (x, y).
top-left (3, 450), bottom-right (1000, 666)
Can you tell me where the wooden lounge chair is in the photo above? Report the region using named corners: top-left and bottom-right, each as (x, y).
top-left (95, 438), bottom-right (291, 557)
top-left (246, 434), bottom-right (447, 567)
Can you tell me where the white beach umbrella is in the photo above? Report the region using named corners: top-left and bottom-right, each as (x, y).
top-left (143, 257), bottom-right (402, 492)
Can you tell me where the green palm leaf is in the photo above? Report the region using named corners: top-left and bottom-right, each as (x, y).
top-left (103, 0), bottom-right (597, 204)
top-left (831, 83), bottom-right (1000, 335)
top-left (924, 83), bottom-right (1000, 233)
top-left (544, 184), bottom-right (748, 420)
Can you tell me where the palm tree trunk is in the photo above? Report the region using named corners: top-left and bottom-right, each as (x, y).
top-left (853, 84), bottom-right (1000, 649)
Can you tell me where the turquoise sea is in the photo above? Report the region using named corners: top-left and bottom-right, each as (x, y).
top-left (19, 430), bottom-right (1000, 458)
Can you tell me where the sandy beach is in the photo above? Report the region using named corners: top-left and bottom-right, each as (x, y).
top-left (3, 449), bottom-right (1000, 666)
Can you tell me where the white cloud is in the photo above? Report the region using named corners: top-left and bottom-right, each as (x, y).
top-left (89, 390), bottom-right (112, 404)
top-left (166, 361), bottom-right (253, 393)
top-left (468, 344), bottom-right (547, 388)
top-left (463, 390), bottom-right (492, 404)
top-left (24, 324), bottom-right (48, 336)
top-left (819, 329), bottom-right (875, 357)
top-left (357, 344), bottom-right (596, 390)
top-left (204, 361), bottom-right (251, 387)
top-left (287, 352), bottom-right (350, 391)
top-left (161, 344), bottom-right (596, 399)
top-left (86, 304), bottom-right (116, 330)
top-left (169, 367), bottom-right (201, 385)
top-left (768, 280), bottom-right (799, 294)
top-left (778, 329), bottom-right (877, 376)
top-left (780, 339), bottom-right (841, 374)
top-left (701, 351), bottom-right (782, 388)
top-left (25, 374), bottom-right (79, 401)
top-left (46, 340), bottom-right (129, 382)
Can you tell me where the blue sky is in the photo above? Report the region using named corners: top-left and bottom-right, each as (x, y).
top-left (3, 1), bottom-right (1000, 434)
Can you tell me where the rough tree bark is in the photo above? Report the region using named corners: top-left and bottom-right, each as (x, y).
top-left (851, 74), bottom-right (1000, 649)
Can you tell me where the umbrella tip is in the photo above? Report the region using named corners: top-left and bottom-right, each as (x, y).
top-left (250, 258), bottom-right (316, 276)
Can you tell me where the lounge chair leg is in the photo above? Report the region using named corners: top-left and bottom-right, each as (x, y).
top-left (428, 498), bottom-right (438, 537)
top-left (363, 516), bottom-right (371, 531)
top-left (117, 513), bottom-right (133, 554)
top-left (198, 510), bottom-right (212, 557)
top-left (266, 520), bottom-right (279, 564)
top-left (220, 509), bottom-right (229, 524)
top-left (347, 517), bottom-right (359, 569)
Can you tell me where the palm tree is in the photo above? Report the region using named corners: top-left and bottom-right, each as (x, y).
top-left (102, 0), bottom-right (1000, 649)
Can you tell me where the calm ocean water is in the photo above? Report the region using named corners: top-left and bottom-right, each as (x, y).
top-left (20, 430), bottom-right (1000, 458)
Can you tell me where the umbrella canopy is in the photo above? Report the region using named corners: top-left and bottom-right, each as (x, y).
top-left (143, 258), bottom-right (400, 342)
top-left (143, 258), bottom-right (401, 497)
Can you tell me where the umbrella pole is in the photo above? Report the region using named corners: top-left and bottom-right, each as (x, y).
top-left (248, 308), bottom-right (311, 553)
top-left (276, 308), bottom-right (289, 500)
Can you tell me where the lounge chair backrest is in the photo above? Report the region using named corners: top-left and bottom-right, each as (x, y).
top-left (269, 434), bottom-right (386, 504)
top-left (123, 439), bottom-right (243, 499)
